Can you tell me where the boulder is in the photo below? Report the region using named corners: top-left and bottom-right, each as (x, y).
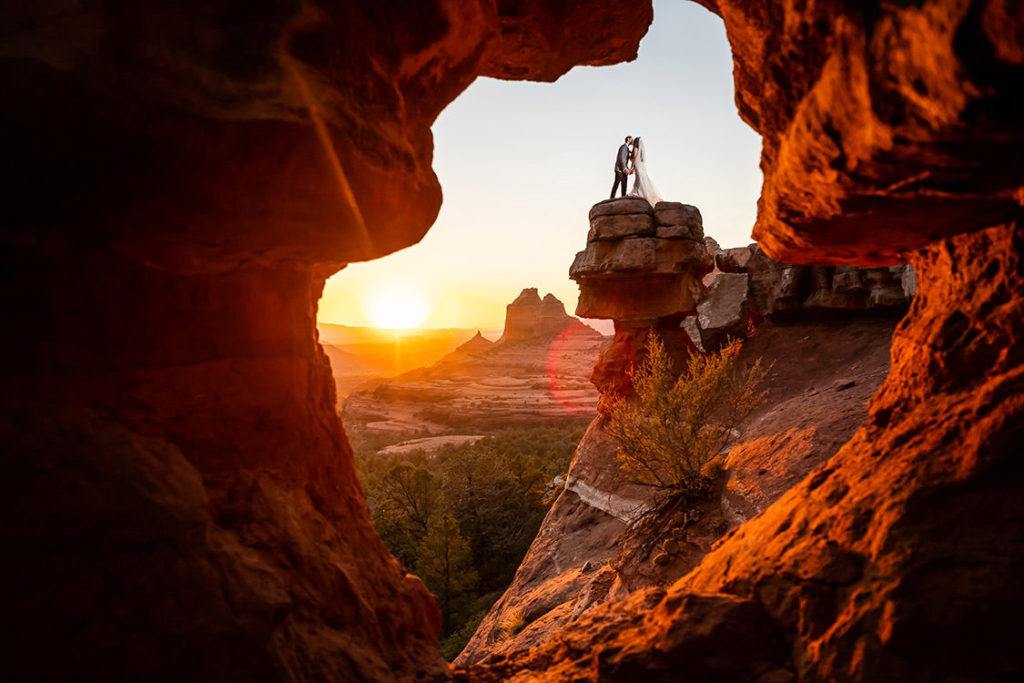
top-left (747, 246), bottom-right (810, 317)
top-left (697, 273), bottom-right (750, 352)
top-left (680, 317), bottom-right (704, 353)
top-left (716, 246), bottom-right (755, 273)
top-left (589, 197), bottom-right (654, 221)
top-left (654, 202), bottom-right (703, 234)
top-left (589, 213), bottom-right (656, 241)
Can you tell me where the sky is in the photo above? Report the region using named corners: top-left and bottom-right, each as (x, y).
top-left (317, 0), bottom-right (762, 331)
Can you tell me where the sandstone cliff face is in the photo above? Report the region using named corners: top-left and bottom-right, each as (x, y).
top-left (694, 0), bottom-right (1024, 265)
top-left (457, 0), bottom-right (1024, 677)
top-left (460, 221), bottom-right (1024, 681)
top-left (1, 2), bottom-right (651, 679)
top-left (694, 242), bottom-right (915, 352)
top-left (457, 202), bottom-right (902, 666)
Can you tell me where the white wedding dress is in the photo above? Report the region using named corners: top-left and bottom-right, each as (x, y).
top-left (630, 138), bottom-right (663, 206)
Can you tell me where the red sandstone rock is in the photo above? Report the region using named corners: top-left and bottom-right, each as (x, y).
top-left (458, 316), bottom-right (898, 668)
top-left (715, 246), bottom-right (754, 273)
top-left (459, 222), bottom-right (1024, 680)
top-left (0, 2), bottom-right (652, 679)
top-left (5, 0), bottom-right (1024, 679)
top-left (696, 0), bottom-right (1024, 265)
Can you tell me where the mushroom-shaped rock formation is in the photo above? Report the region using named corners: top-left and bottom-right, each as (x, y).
top-left (460, 1), bottom-right (1024, 679)
top-left (570, 198), bottom-right (713, 395)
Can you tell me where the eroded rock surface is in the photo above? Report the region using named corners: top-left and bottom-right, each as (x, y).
top-left (697, 0), bottom-right (1024, 265)
top-left (458, 0), bottom-right (1024, 676)
top-left (1, 2), bottom-right (652, 679)
top-left (457, 314), bottom-right (899, 666)
top-left (500, 288), bottom-right (578, 342)
top-left (5, 0), bottom-right (1024, 679)
top-left (571, 198), bottom-right (713, 396)
top-left (462, 221), bottom-right (1024, 681)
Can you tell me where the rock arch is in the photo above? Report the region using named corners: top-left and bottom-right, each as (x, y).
top-left (2, 1), bottom-right (1021, 680)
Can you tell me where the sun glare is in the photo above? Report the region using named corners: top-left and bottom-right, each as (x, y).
top-left (365, 287), bottom-right (431, 330)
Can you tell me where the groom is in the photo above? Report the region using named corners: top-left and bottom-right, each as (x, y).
top-left (610, 135), bottom-right (633, 199)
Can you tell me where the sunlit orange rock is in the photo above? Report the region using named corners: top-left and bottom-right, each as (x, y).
top-left (570, 198), bottom-right (713, 396)
top-left (4, 0), bottom-right (1024, 679)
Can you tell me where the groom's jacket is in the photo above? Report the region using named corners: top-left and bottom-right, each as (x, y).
top-left (615, 143), bottom-right (630, 172)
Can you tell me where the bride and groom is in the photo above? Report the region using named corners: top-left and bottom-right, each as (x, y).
top-left (610, 135), bottom-right (662, 206)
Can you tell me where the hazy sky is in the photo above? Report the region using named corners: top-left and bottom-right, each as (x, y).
top-left (317, 0), bottom-right (762, 330)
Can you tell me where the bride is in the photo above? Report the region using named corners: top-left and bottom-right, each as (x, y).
top-left (629, 136), bottom-right (663, 206)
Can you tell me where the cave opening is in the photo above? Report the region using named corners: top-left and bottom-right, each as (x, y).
top-left (315, 0), bottom-right (771, 661)
top-left (313, 0), bottom-right (913, 667)
top-left (4, 0), bottom-right (1022, 680)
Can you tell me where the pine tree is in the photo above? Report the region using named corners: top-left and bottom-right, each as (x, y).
top-left (415, 515), bottom-right (478, 632)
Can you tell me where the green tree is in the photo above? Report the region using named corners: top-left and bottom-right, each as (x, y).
top-left (378, 461), bottom-right (438, 534)
top-left (607, 333), bottom-right (768, 500)
top-left (415, 515), bottom-right (478, 632)
top-left (369, 461), bottom-right (439, 566)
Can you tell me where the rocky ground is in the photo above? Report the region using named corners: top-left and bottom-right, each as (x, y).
top-left (457, 314), bottom-right (899, 663)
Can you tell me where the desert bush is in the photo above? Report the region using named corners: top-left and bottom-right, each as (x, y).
top-left (607, 332), bottom-right (768, 500)
top-left (496, 607), bottom-right (527, 641)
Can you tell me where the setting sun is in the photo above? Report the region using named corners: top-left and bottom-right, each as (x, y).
top-left (364, 287), bottom-right (431, 330)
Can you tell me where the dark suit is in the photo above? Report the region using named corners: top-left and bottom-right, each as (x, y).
top-left (610, 143), bottom-right (631, 198)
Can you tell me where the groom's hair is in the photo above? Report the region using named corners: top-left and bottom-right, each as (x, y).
top-left (625, 135), bottom-right (632, 142)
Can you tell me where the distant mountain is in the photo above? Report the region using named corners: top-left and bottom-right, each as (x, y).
top-left (342, 290), bottom-right (609, 444)
top-left (317, 323), bottom-right (502, 398)
top-left (499, 288), bottom-right (579, 342)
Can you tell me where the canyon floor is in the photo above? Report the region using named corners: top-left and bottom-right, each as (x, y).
top-left (341, 322), bottom-right (608, 452)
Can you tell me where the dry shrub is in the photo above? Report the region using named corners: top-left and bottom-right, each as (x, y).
top-left (607, 332), bottom-right (768, 500)
top-left (497, 607), bottom-right (527, 641)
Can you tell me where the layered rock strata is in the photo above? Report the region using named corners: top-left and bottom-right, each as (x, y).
top-left (570, 198), bottom-right (713, 396)
top-left (694, 243), bottom-right (916, 351)
top-left (460, 218), bottom-right (1024, 683)
top-left (4, 0), bottom-right (1024, 679)
top-left (459, 0), bottom-right (1024, 677)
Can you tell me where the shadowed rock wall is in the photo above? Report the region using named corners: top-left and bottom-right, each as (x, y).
top-left (0, 2), bottom-right (652, 680)
top-left (3, 0), bottom-right (1023, 680)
